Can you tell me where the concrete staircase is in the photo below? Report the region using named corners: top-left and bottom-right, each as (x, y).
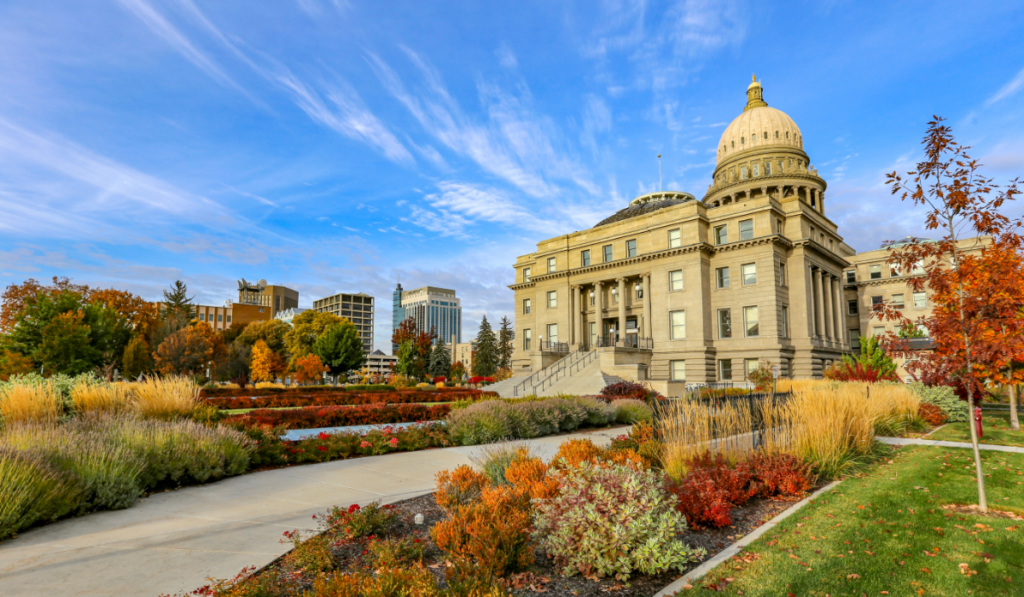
top-left (485, 373), bottom-right (530, 398)
top-left (493, 349), bottom-right (625, 398)
top-left (541, 357), bottom-right (625, 397)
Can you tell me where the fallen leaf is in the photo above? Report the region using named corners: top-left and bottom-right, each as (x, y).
top-left (921, 568), bottom-right (932, 574)
top-left (848, 574), bottom-right (861, 580)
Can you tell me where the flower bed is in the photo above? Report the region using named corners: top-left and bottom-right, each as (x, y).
top-left (201, 385), bottom-right (493, 399)
top-left (204, 390), bottom-right (487, 410)
top-left (222, 403), bottom-right (450, 431)
top-left (241, 424), bottom-right (449, 467)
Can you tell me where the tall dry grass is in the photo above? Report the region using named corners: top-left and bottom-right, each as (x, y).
top-left (130, 377), bottom-right (200, 420)
top-left (659, 397), bottom-right (756, 480)
top-left (71, 381), bottom-right (133, 416)
top-left (0, 381), bottom-right (63, 426)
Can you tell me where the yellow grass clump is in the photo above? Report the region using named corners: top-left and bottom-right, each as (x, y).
top-left (71, 381), bottom-right (133, 416)
top-left (130, 377), bottom-right (200, 420)
top-left (0, 381), bottom-right (63, 426)
top-left (659, 397), bottom-right (756, 480)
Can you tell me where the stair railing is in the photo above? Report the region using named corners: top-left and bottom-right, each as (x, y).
top-left (512, 349), bottom-right (580, 397)
top-left (530, 349), bottom-right (599, 396)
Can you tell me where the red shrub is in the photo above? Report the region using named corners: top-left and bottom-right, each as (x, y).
top-left (747, 452), bottom-right (814, 498)
top-left (204, 390), bottom-right (486, 410)
top-left (667, 470), bottom-right (737, 529)
top-left (467, 377), bottom-right (494, 384)
top-left (222, 403), bottom-right (450, 430)
top-left (918, 403), bottom-right (947, 426)
top-left (600, 381), bottom-right (649, 401)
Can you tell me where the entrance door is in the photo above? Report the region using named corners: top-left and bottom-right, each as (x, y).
top-left (603, 321), bottom-right (617, 346)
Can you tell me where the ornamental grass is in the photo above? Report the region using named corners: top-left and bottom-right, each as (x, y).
top-left (659, 397), bottom-right (756, 480)
top-left (130, 376), bottom-right (201, 420)
top-left (0, 381), bottom-right (63, 426)
top-left (71, 381), bottom-right (133, 416)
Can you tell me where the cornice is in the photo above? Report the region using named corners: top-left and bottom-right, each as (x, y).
top-left (848, 274), bottom-right (926, 288)
top-left (702, 172), bottom-right (827, 202)
top-left (789, 238), bottom-right (852, 268)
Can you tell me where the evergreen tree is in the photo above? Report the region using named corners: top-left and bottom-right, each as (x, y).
top-left (498, 316), bottom-right (514, 370)
top-left (312, 322), bottom-right (366, 377)
top-left (472, 316), bottom-right (498, 377)
top-left (429, 336), bottom-right (452, 379)
top-left (162, 280), bottom-right (195, 321)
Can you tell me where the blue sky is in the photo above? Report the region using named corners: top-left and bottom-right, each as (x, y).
top-left (1, 0), bottom-right (1023, 351)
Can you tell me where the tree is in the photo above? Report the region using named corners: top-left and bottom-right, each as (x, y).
top-left (154, 322), bottom-right (226, 376)
top-left (878, 117), bottom-right (1023, 512)
top-left (293, 353), bottom-right (328, 385)
top-left (429, 336), bottom-right (452, 379)
top-left (237, 319), bottom-right (291, 355)
top-left (222, 342), bottom-right (252, 387)
top-left (162, 280), bottom-right (195, 321)
top-left (250, 339), bottom-right (286, 383)
top-left (220, 322), bottom-right (249, 345)
top-left (1, 277), bottom-right (91, 333)
top-left (451, 360), bottom-right (467, 382)
top-left (391, 318), bottom-right (435, 379)
top-left (824, 336), bottom-right (899, 382)
top-left (472, 316), bottom-right (498, 377)
top-left (498, 316), bottom-right (514, 370)
top-left (90, 288), bottom-right (159, 338)
top-left (0, 349), bottom-right (34, 381)
top-left (121, 336), bottom-right (153, 380)
top-left (312, 323), bottom-right (366, 377)
top-left (284, 310), bottom-right (346, 366)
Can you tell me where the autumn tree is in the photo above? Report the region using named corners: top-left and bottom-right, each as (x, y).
top-left (0, 349), bottom-right (35, 381)
top-left (90, 288), bottom-right (159, 338)
top-left (250, 339), bottom-right (286, 383)
top-left (236, 319), bottom-right (291, 356)
top-left (472, 316), bottom-right (498, 378)
top-left (154, 321), bottom-right (226, 376)
top-left (313, 323), bottom-right (366, 377)
top-left (391, 318), bottom-right (435, 379)
top-left (878, 117), bottom-right (1023, 511)
top-left (293, 353), bottom-right (328, 385)
top-left (121, 335), bottom-right (153, 380)
top-left (498, 316), bottom-right (514, 370)
top-left (0, 277), bottom-right (91, 333)
top-left (284, 310), bottom-right (346, 365)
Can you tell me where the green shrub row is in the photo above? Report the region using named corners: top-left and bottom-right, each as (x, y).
top-left (909, 382), bottom-right (969, 422)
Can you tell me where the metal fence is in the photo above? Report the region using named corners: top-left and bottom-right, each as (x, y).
top-left (654, 390), bottom-right (793, 451)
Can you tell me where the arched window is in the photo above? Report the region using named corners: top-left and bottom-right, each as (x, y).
top-left (740, 137), bottom-right (744, 145)
top-left (775, 130), bottom-right (779, 139)
top-left (751, 134), bottom-right (756, 144)
top-left (763, 131), bottom-right (768, 139)
top-left (731, 140), bottom-right (735, 148)
top-left (785, 131), bottom-right (790, 139)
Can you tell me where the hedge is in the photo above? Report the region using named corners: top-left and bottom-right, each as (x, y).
top-left (205, 390), bottom-right (487, 410)
top-left (200, 386), bottom-right (492, 399)
top-left (222, 403), bottom-right (451, 431)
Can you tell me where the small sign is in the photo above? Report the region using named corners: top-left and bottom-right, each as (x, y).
top-left (772, 365), bottom-right (779, 379)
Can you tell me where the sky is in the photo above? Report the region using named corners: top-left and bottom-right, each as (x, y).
top-left (1, 0), bottom-right (1023, 352)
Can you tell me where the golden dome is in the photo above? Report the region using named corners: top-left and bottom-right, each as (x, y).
top-left (716, 77), bottom-right (803, 167)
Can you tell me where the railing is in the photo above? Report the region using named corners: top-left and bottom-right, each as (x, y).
top-left (655, 390), bottom-right (793, 451)
top-left (591, 335), bottom-right (653, 349)
top-left (538, 340), bottom-right (569, 353)
top-left (684, 380), bottom-right (756, 391)
top-left (526, 349), bottom-right (600, 397)
top-left (513, 348), bottom-right (596, 397)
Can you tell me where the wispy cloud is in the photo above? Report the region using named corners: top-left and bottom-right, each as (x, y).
top-left (985, 65), bottom-right (1024, 106)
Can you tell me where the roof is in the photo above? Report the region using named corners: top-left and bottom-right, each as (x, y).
top-left (594, 191), bottom-right (696, 228)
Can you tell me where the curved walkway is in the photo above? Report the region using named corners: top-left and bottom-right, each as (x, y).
top-left (877, 436), bottom-right (1024, 453)
top-left (0, 427), bottom-right (627, 597)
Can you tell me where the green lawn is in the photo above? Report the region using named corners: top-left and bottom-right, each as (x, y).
top-left (928, 412), bottom-right (1024, 448)
top-left (703, 445), bottom-right (1024, 596)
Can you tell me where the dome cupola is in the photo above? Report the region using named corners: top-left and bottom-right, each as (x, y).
top-left (716, 76), bottom-right (803, 167)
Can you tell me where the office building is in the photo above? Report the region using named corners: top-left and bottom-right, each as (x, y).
top-left (392, 284), bottom-right (462, 353)
top-left (312, 292), bottom-right (375, 353)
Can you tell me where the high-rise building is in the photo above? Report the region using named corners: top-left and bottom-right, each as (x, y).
top-left (237, 279), bottom-right (299, 318)
top-left (312, 292), bottom-right (375, 353)
top-left (391, 284), bottom-right (461, 353)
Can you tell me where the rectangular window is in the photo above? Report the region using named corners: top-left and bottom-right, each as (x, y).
top-left (716, 267), bottom-right (730, 289)
top-left (581, 250), bottom-right (591, 267)
top-left (871, 296), bottom-right (883, 307)
top-left (671, 360), bottom-right (686, 381)
top-left (776, 218), bottom-right (784, 235)
top-left (547, 257), bottom-right (556, 273)
top-left (744, 306), bottom-right (759, 337)
top-left (753, 163), bottom-right (760, 177)
top-left (636, 281), bottom-right (643, 299)
top-left (745, 358), bottom-right (759, 380)
top-left (546, 324), bottom-right (558, 345)
top-left (714, 225), bottom-right (728, 245)
top-left (668, 228), bottom-right (681, 248)
top-left (775, 262), bottom-right (786, 285)
top-left (872, 326), bottom-right (885, 336)
top-left (913, 292), bottom-right (927, 309)
top-left (890, 263), bottom-right (901, 277)
top-left (226, 315), bottom-right (231, 323)
top-left (781, 305), bottom-right (789, 337)
top-left (892, 293), bottom-right (905, 309)
top-left (869, 265), bottom-right (881, 280)
top-left (741, 166), bottom-right (748, 179)
top-left (670, 310), bottom-right (686, 340)
top-left (739, 218), bottom-right (754, 241)
top-left (523, 268), bottom-right (531, 282)
top-left (742, 263), bottom-right (757, 285)
top-left (217, 314), bottom-right (223, 322)
top-left (612, 287), bottom-right (619, 303)
top-left (590, 289), bottom-right (596, 306)
top-left (199, 313), bottom-right (206, 321)
top-left (523, 329), bottom-right (531, 351)
top-left (718, 309), bottom-right (732, 338)
top-left (669, 270), bottom-right (683, 291)
top-left (523, 299), bottom-right (531, 314)
top-left (718, 359), bottom-right (733, 381)
top-left (849, 329), bottom-right (860, 351)
top-left (626, 239), bottom-right (637, 258)
top-left (845, 270), bottom-right (856, 284)
top-left (848, 299), bottom-right (858, 315)
top-left (765, 162), bottom-right (772, 176)
top-left (603, 245), bottom-right (613, 262)
top-left (912, 260), bottom-right (924, 274)
top-left (547, 291), bottom-right (557, 308)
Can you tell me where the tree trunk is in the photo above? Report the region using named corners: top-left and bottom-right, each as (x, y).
top-left (1011, 384), bottom-right (1021, 432)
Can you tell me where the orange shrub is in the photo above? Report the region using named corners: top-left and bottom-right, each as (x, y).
top-left (435, 465), bottom-right (489, 514)
top-left (551, 438), bottom-right (648, 471)
top-left (430, 484), bottom-right (534, 576)
top-left (505, 457), bottom-right (560, 500)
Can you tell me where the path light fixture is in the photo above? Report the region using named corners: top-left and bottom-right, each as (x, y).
top-left (414, 513), bottom-right (424, 525)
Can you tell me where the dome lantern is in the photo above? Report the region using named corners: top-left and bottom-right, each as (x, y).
top-left (745, 74), bottom-right (767, 111)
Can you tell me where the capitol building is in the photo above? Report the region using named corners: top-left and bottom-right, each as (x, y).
top-left (505, 76), bottom-right (954, 394)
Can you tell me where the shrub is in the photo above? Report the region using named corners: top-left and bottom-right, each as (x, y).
top-left (666, 450), bottom-right (756, 529)
top-left (748, 451), bottom-right (814, 498)
top-left (0, 447), bottom-right (80, 540)
top-left (223, 403), bottom-right (450, 431)
top-left (366, 535), bottom-right (426, 569)
top-left (321, 502), bottom-right (398, 538)
top-left (435, 465), bottom-right (489, 513)
top-left (572, 396), bottom-right (617, 426)
top-left (504, 456), bottom-right (560, 500)
top-left (282, 529), bottom-right (335, 573)
top-left (446, 397), bottom-right (622, 446)
top-left (471, 444), bottom-right (532, 486)
top-left (910, 382), bottom-right (969, 422)
top-left (0, 380), bottom-right (63, 425)
top-left (532, 461), bottom-right (703, 580)
top-left (918, 402), bottom-right (947, 426)
top-left (823, 336), bottom-right (899, 382)
top-left (610, 399), bottom-right (653, 424)
top-left (609, 421), bottom-right (663, 467)
top-left (131, 377), bottom-right (200, 419)
top-left (431, 485), bottom-right (534, 576)
top-left (308, 566), bottom-right (442, 597)
top-left (600, 380), bottom-right (649, 400)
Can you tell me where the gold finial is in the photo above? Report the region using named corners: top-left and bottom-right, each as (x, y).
top-left (752, 73), bottom-right (756, 82)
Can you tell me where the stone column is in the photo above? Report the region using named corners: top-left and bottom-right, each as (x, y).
top-left (822, 270), bottom-right (834, 341)
top-left (813, 268), bottom-right (825, 338)
top-left (642, 273), bottom-right (652, 341)
top-left (594, 281), bottom-right (603, 346)
top-left (617, 277), bottom-right (627, 347)
top-left (572, 285), bottom-right (582, 348)
top-left (832, 276), bottom-right (845, 349)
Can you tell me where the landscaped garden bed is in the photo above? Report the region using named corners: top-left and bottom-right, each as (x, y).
top-left (200, 385), bottom-right (495, 399)
top-left (221, 402), bottom-right (452, 430)
top-left (204, 389), bottom-right (486, 410)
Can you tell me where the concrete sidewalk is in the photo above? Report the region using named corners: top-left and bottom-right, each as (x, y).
top-left (877, 436), bottom-right (1024, 453)
top-left (0, 426), bottom-right (627, 597)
